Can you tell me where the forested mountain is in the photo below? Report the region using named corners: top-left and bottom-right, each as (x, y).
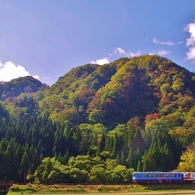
top-left (37, 55), bottom-right (195, 128)
top-left (0, 76), bottom-right (47, 100)
top-left (1, 55), bottom-right (195, 184)
top-left (0, 76), bottom-right (48, 119)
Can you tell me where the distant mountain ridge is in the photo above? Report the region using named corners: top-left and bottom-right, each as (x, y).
top-left (0, 76), bottom-right (48, 101)
top-left (1, 55), bottom-right (195, 128)
top-left (38, 55), bottom-right (195, 128)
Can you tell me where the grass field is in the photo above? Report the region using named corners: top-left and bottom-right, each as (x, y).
top-left (7, 183), bottom-right (195, 195)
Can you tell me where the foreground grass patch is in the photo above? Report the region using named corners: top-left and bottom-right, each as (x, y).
top-left (7, 183), bottom-right (195, 194)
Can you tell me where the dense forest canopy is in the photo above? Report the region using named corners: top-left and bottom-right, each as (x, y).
top-left (0, 55), bottom-right (195, 184)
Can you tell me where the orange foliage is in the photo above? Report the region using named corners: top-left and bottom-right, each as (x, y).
top-left (144, 113), bottom-right (159, 123)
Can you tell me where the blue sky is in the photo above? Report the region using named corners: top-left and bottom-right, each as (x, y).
top-left (0, 0), bottom-right (195, 86)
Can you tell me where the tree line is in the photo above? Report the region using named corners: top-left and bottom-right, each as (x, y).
top-left (0, 112), bottom-right (194, 184)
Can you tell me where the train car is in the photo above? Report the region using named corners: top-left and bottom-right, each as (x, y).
top-left (182, 172), bottom-right (195, 183)
top-left (132, 172), bottom-right (183, 183)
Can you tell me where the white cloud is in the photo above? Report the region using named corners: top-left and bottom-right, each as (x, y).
top-left (0, 61), bottom-right (39, 82)
top-left (185, 20), bottom-right (195, 62)
top-left (148, 52), bottom-right (155, 55)
top-left (91, 57), bottom-right (110, 65)
top-left (186, 47), bottom-right (195, 61)
top-left (158, 49), bottom-right (170, 56)
top-left (113, 47), bottom-right (142, 57)
top-left (148, 49), bottom-right (170, 56)
top-left (153, 37), bottom-right (182, 46)
top-left (129, 50), bottom-right (141, 57)
top-left (114, 47), bottom-right (141, 57)
top-left (91, 48), bottom-right (142, 65)
top-left (33, 75), bottom-right (40, 80)
top-left (114, 47), bottom-right (126, 54)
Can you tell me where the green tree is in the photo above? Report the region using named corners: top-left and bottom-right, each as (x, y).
top-left (175, 144), bottom-right (195, 171)
top-left (20, 150), bottom-right (30, 183)
top-left (111, 165), bottom-right (133, 183)
top-left (4, 138), bottom-right (19, 181)
top-left (136, 160), bottom-right (142, 171)
top-left (90, 164), bottom-right (105, 183)
top-left (34, 157), bottom-right (67, 184)
top-left (126, 148), bottom-right (133, 168)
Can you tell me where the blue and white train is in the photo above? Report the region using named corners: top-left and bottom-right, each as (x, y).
top-left (132, 172), bottom-right (195, 183)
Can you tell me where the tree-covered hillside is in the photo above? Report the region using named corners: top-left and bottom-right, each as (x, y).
top-left (0, 76), bottom-right (47, 100)
top-left (37, 55), bottom-right (195, 128)
top-left (0, 55), bottom-right (195, 184)
top-left (0, 76), bottom-right (48, 119)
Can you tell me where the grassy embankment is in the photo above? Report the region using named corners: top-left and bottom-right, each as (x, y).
top-left (7, 183), bottom-right (195, 194)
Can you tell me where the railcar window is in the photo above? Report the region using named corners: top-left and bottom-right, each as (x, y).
top-left (145, 174), bottom-right (148, 177)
